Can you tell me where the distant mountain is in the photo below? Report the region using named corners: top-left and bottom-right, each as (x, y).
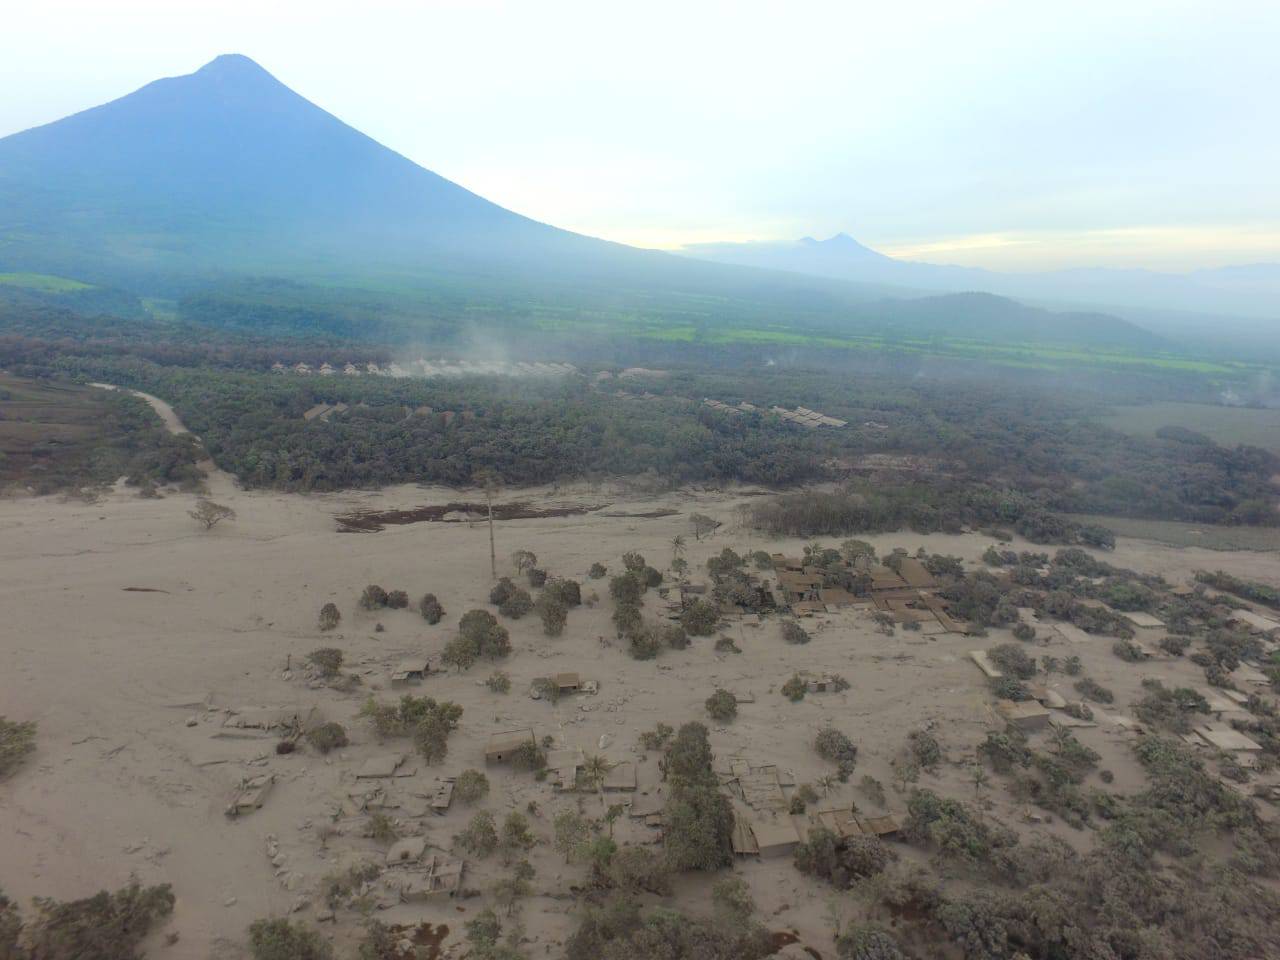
top-left (0, 54), bottom-right (610, 284)
top-left (685, 235), bottom-right (1280, 323)
top-left (0, 55), bottom-right (1158, 351)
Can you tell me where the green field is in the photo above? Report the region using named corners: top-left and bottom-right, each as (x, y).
top-left (0, 272), bottom-right (93, 293)
top-left (529, 313), bottom-right (1259, 375)
top-left (1067, 513), bottom-right (1280, 552)
top-left (0, 374), bottom-right (111, 490)
top-left (1103, 401), bottom-right (1280, 453)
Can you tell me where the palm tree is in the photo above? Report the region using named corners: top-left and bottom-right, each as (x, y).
top-left (670, 535), bottom-right (686, 567)
top-left (1050, 726), bottom-right (1072, 756)
top-left (816, 773), bottom-right (837, 797)
top-left (580, 754), bottom-right (612, 803)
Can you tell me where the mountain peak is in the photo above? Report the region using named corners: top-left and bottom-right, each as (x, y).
top-left (797, 232), bottom-right (891, 262)
top-left (195, 53), bottom-right (273, 79)
top-left (0, 52), bottom-right (562, 283)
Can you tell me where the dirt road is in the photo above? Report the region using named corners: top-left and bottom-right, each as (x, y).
top-left (90, 382), bottom-right (234, 493)
top-left (89, 383), bottom-right (191, 435)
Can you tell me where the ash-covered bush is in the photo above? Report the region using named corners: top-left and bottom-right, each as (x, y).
top-left (908, 730), bottom-right (942, 770)
top-left (988, 643), bottom-right (1036, 678)
top-left (455, 769), bottom-right (490, 805)
top-left (782, 674), bottom-right (807, 702)
top-left (305, 721), bottom-right (348, 754)
top-left (705, 689), bottom-right (738, 722)
top-left (317, 602), bottom-right (340, 631)
top-left (359, 584), bottom-right (388, 610)
top-left (781, 620), bottom-right (810, 645)
top-left (499, 587), bottom-right (534, 619)
top-left (680, 597), bottom-right (720, 636)
top-left (5, 880), bottom-right (176, 960)
top-left (307, 647), bottom-right (343, 677)
top-left (418, 593), bottom-right (444, 623)
top-left (1074, 677), bottom-right (1114, 704)
top-left (815, 727), bottom-right (858, 779)
top-left (0, 716), bottom-right (37, 778)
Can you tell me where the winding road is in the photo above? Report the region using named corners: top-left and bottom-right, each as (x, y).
top-left (90, 383), bottom-right (191, 435)
top-left (89, 382), bottom-right (233, 490)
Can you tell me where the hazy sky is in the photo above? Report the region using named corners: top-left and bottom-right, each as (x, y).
top-left (3, 0), bottom-right (1277, 270)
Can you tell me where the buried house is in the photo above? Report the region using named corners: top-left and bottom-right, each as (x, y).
top-left (485, 728), bottom-right (537, 765)
top-left (390, 658), bottom-right (436, 687)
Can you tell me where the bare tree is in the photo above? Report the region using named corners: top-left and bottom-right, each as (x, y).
top-left (188, 499), bottom-right (235, 530)
top-left (690, 513), bottom-right (719, 541)
top-left (474, 470), bottom-right (501, 580)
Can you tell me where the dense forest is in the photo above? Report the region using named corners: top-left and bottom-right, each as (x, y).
top-left (1, 303), bottom-right (1276, 526)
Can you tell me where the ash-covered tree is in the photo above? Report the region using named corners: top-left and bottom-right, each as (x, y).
top-left (544, 578), bottom-right (582, 607)
top-left (663, 722), bottom-right (734, 871)
top-left (457, 810), bottom-right (499, 857)
top-left (815, 727), bottom-right (859, 780)
top-left (706, 547), bottom-right (746, 577)
top-left (628, 627), bottom-right (663, 660)
top-left (0, 716), bottom-right (37, 778)
top-left (537, 594), bottom-right (568, 636)
top-left (317, 602), bottom-right (341, 631)
top-left (248, 917), bottom-right (333, 960)
top-left (498, 587), bottom-right (534, 620)
top-left (690, 513), bottom-right (719, 540)
top-left (489, 577), bottom-right (517, 606)
top-left (305, 721), bottom-right (348, 754)
top-left (442, 634), bottom-right (478, 671)
top-left (837, 925), bottom-right (906, 960)
top-left (458, 609), bottom-right (512, 661)
top-left (705, 689), bottom-right (738, 723)
top-left (418, 593), bottom-right (444, 623)
top-left (412, 712), bottom-right (452, 764)
top-left (359, 584), bottom-right (389, 610)
top-left (455, 769), bottom-right (490, 805)
top-left (486, 670), bottom-right (511, 693)
top-left (988, 643), bottom-right (1037, 679)
top-left (795, 828), bottom-right (895, 888)
top-left (781, 620), bottom-right (810, 645)
top-left (680, 597), bottom-right (720, 636)
top-left (782, 674), bottom-right (808, 702)
top-left (3, 880), bottom-right (177, 960)
top-left (358, 693), bottom-right (462, 745)
top-left (499, 811), bottom-right (537, 864)
top-left (307, 647), bottom-right (343, 677)
top-left (491, 859), bottom-right (536, 918)
top-left (188, 498), bottom-right (235, 530)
